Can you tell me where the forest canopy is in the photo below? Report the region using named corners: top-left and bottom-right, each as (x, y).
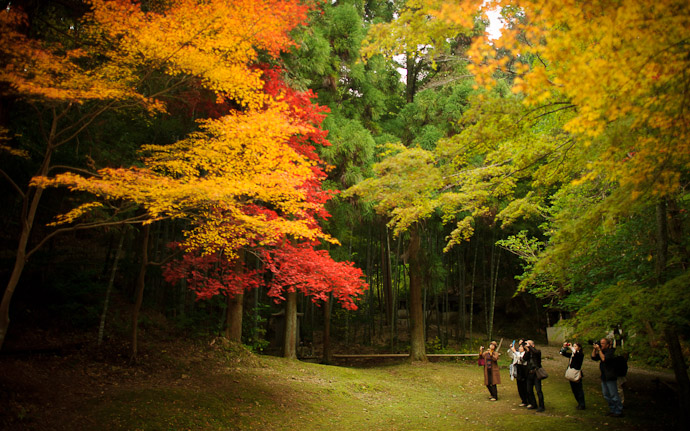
top-left (1, 0), bottom-right (689, 406)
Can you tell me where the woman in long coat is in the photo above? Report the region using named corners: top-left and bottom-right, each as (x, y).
top-left (479, 341), bottom-right (501, 400)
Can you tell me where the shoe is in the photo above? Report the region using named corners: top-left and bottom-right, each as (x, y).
top-left (536, 407), bottom-right (545, 412)
top-left (519, 403), bottom-right (527, 407)
top-left (489, 398), bottom-right (497, 401)
top-left (526, 405), bottom-right (537, 410)
top-left (576, 405), bottom-right (586, 410)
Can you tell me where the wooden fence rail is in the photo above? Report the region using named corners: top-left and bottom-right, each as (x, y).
top-left (332, 353), bottom-right (478, 358)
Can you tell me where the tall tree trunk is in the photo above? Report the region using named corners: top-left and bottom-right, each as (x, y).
top-left (656, 199), bottom-right (669, 281)
top-left (226, 250), bottom-right (245, 342)
top-left (283, 290), bottom-right (297, 359)
top-left (664, 326), bottom-right (690, 417)
top-left (487, 245), bottom-right (500, 341)
top-left (459, 246), bottom-right (466, 340)
top-left (469, 240), bottom-right (478, 346)
top-left (391, 234), bottom-right (402, 351)
top-left (408, 224), bottom-right (427, 361)
top-left (226, 294), bottom-right (244, 342)
top-left (405, 54), bottom-right (421, 103)
top-left (383, 226), bottom-right (394, 326)
top-left (98, 228), bottom-right (126, 347)
top-left (322, 295), bottom-right (332, 364)
top-left (130, 224), bottom-right (151, 363)
top-left (657, 199), bottom-right (690, 416)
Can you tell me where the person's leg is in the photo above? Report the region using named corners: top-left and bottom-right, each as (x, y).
top-left (486, 370), bottom-right (495, 399)
top-left (601, 380), bottom-right (623, 415)
top-left (489, 384), bottom-right (498, 399)
top-left (617, 376), bottom-right (626, 405)
top-left (571, 380), bottom-right (585, 409)
top-left (517, 378), bottom-right (528, 405)
top-left (535, 378), bottom-right (545, 411)
top-left (526, 374), bottom-right (537, 408)
top-left (569, 381), bottom-right (578, 405)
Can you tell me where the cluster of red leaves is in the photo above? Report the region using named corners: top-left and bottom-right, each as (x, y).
top-left (164, 241), bottom-right (367, 310)
top-left (165, 67), bottom-right (366, 307)
top-left (262, 242), bottom-right (368, 310)
top-left (163, 244), bottom-right (261, 301)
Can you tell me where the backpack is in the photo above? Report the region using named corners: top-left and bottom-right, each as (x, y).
top-left (612, 354), bottom-right (628, 377)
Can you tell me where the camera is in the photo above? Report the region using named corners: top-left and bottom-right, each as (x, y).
top-left (564, 342), bottom-right (571, 347)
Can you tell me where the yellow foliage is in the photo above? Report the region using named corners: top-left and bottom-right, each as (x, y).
top-left (33, 100), bottom-right (329, 252)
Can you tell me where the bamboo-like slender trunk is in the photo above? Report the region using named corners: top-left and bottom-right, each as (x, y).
top-left (98, 229), bottom-right (126, 346)
top-left (459, 246), bottom-right (466, 340)
top-left (469, 240), bottom-right (478, 346)
top-left (384, 226), bottom-right (393, 325)
top-left (408, 224), bottom-right (427, 361)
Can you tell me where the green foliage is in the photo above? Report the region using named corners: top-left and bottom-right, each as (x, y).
top-left (396, 78), bottom-right (474, 148)
top-left (243, 303), bottom-right (272, 353)
top-left (425, 336), bottom-right (443, 353)
top-left (320, 113), bottom-right (376, 188)
top-left (346, 143), bottom-right (442, 236)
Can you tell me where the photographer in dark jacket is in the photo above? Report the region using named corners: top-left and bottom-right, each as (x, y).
top-left (561, 342), bottom-right (586, 410)
top-left (524, 340), bottom-right (545, 412)
top-left (592, 338), bottom-right (623, 417)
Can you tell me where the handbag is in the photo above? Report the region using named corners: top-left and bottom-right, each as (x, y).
top-left (565, 367), bottom-right (582, 382)
top-left (535, 367), bottom-right (548, 380)
top-left (564, 355), bottom-right (581, 381)
top-left (478, 357), bottom-right (485, 366)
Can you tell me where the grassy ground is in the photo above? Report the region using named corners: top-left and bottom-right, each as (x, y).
top-left (1, 339), bottom-right (677, 431)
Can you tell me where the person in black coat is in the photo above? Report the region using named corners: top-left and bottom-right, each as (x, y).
top-left (560, 342), bottom-right (586, 410)
top-left (509, 339), bottom-right (529, 406)
top-left (524, 340), bottom-right (545, 412)
top-left (592, 338), bottom-right (623, 417)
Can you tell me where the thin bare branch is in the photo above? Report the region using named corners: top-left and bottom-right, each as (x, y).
top-left (26, 215), bottom-right (153, 260)
top-left (0, 168), bottom-right (25, 198)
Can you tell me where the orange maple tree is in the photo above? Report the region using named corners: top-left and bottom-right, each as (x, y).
top-left (0, 0), bottom-right (315, 349)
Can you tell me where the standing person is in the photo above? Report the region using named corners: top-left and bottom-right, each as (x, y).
top-left (592, 338), bottom-right (623, 417)
top-left (479, 341), bottom-right (501, 401)
top-left (524, 340), bottom-right (545, 412)
top-left (508, 339), bottom-right (529, 406)
top-left (560, 342), bottom-right (586, 410)
top-left (615, 352), bottom-right (628, 405)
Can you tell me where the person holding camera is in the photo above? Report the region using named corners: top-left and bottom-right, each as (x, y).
top-left (560, 342), bottom-right (586, 410)
top-left (591, 338), bottom-right (623, 417)
top-left (479, 341), bottom-right (501, 401)
top-left (508, 339), bottom-right (529, 406)
top-left (524, 340), bottom-right (545, 412)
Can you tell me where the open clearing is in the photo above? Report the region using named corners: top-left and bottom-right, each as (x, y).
top-left (1, 343), bottom-right (677, 430)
